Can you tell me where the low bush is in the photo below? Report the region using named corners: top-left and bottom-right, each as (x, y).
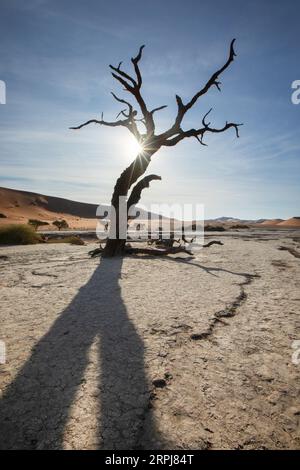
top-left (28, 219), bottom-right (49, 230)
top-left (230, 224), bottom-right (249, 229)
top-left (0, 224), bottom-right (41, 245)
top-left (205, 225), bottom-right (226, 232)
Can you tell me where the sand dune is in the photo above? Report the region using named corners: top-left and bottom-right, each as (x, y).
top-left (258, 218), bottom-right (300, 227)
top-left (0, 186), bottom-right (174, 231)
top-left (259, 219), bottom-right (284, 226)
top-left (277, 217), bottom-right (300, 227)
top-left (1, 186), bottom-right (299, 231)
top-left (0, 186), bottom-right (100, 230)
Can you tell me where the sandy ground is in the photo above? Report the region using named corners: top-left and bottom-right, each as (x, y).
top-left (0, 234), bottom-right (299, 449)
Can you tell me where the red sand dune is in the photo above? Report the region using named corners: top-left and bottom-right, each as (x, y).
top-left (277, 217), bottom-right (300, 227)
top-left (0, 186), bottom-right (100, 230)
top-left (259, 219), bottom-right (284, 226)
top-left (0, 186), bottom-right (170, 231)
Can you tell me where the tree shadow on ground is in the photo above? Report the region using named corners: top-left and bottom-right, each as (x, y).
top-left (0, 257), bottom-right (159, 449)
top-left (128, 253), bottom-right (258, 279)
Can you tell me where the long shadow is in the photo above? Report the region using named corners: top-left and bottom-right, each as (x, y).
top-left (129, 253), bottom-right (258, 279)
top-left (0, 257), bottom-right (158, 449)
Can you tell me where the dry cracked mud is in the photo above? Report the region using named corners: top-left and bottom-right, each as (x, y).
top-left (0, 235), bottom-right (299, 449)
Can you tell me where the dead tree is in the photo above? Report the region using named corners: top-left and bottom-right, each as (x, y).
top-left (71, 40), bottom-right (241, 257)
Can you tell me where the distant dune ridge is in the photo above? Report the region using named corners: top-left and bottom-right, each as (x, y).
top-left (0, 186), bottom-right (101, 230)
top-left (259, 219), bottom-right (284, 226)
top-left (0, 186), bottom-right (299, 230)
top-left (0, 187), bottom-right (168, 230)
top-left (258, 217), bottom-right (300, 227)
top-left (277, 217), bottom-right (300, 227)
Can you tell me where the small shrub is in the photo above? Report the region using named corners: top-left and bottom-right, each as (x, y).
top-left (53, 219), bottom-right (69, 231)
top-left (230, 224), bottom-right (249, 229)
top-left (205, 225), bottom-right (226, 232)
top-left (0, 224), bottom-right (41, 245)
top-left (47, 236), bottom-right (85, 245)
top-left (28, 219), bottom-right (49, 230)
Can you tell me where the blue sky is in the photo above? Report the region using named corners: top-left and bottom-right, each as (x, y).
top-left (0, 0), bottom-right (299, 219)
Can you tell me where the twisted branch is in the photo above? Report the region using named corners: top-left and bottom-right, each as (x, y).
top-left (157, 39), bottom-right (240, 144)
top-left (127, 174), bottom-right (161, 209)
top-left (163, 108), bottom-right (242, 147)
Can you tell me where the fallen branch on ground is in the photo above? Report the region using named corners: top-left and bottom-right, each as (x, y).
top-left (203, 240), bottom-right (224, 248)
top-left (88, 239), bottom-right (223, 258)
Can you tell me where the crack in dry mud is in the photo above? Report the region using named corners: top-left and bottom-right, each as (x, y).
top-left (278, 246), bottom-right (300, 259)
top-left (190, 274), bottom-right (259, 341)
top-left (31, 270), bottom-right (58, 278)
top-left (135, 272), bottom-right (260, 448)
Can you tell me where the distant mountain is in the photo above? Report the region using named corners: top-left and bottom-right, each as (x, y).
top-left (255, 219), bottom-right (268, 224)
top-left (207, 216), bottom-right (257, 224)
top-left (208, 216), bottom-right (241, 223)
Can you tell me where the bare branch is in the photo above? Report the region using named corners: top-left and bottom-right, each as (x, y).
top-left (69, 118), bottom-right (128, 130)
top-left (131, 45), bottom-right (145, 88)
top-left (194, 135), bottom-right (207, 146)
top-left (202, 108), bottom-right (213, 127)
top-left (158, 40), bottom-right (238, 143)
top-left (71, 41), bottom-right (241, 159)
top-left (162, 109), bottom-right (242, 147)
top-left (150, 105), bottom-right (168, 115)
top-left (116, 109), bottom-right (127, 119)
top-left (108, 46), bottom-right (156, 134)
top-left (203, 120), bottom-right (243, 139)
top-left (132, 45), bottom-right (145, 63)
top-left (124, 245), bottom-right (194, 256)
top-left (127, 174), bottom-right (161, 209)
top-left (111, 72), bottom-right (134, 92)
top-left (89, 245), bottom-right (104, 257)
top-left (69, 113), bottom-right (142, 142)
top-left (185, 39), bottom-right (236, 112)
top-left (111, 92), bottom-right (134, 113)
top-left (203, 240), bottom-right (224, 248)
top-left (176, 94), bottom-right (184, 109)
top-left (109, 64), bottom-right (136, 87)
top-left (111, 94), bottom-right (137, 119)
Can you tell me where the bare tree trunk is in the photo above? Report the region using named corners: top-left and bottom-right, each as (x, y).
top-left (103, 149), bottom-right (156, 257)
